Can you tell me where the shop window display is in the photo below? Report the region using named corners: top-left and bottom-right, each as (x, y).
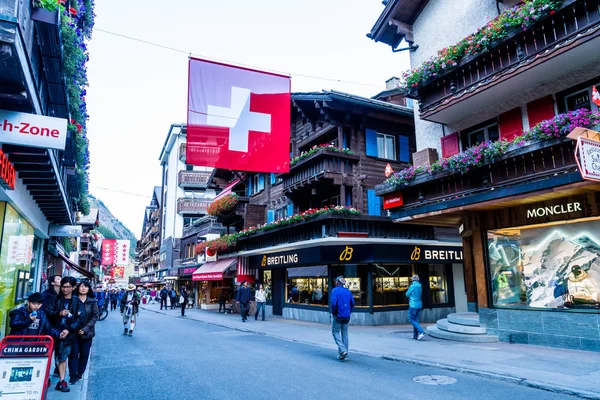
top-left (429, 264), bottom-right (448, 304)
top-left (331, 264), bottom-right (368, 307)
top-left (286, 266), bottom-right (329, 306)
top-left (373, 264), bottom-right (412, 307)
top-left (488, 218), bottom-right (600, 310)
top-left (262, 270), bottom-right (272, 302)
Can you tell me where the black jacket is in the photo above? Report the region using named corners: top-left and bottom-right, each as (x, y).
top-left (46, 295), bottom-right (86, 341)
top-left (9, 307), bottom-right (60, 338)
top-left (160, 288), bottom-right (168, 299)
top-left (236, 286), bottom-right (251, 303)
top-left (79, 298), bottom-right (99, 339)
top-left (120, 290), bottom-right (141, 315)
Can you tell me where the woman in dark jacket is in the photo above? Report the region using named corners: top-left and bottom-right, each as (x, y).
top-left (180, 286), bottom-right (189, 317)
top-left (68, 282), bottom-right (98, 384)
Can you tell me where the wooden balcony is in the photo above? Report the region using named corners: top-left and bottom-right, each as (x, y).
top-left (409, 0), bottom-right (600, 124)
top-left (375, 138), bottom-right (581, 223)
top-left (283, 150), bottom-right (360, 194)
top-left (215, 196), bottom-right (250, 226)
top-left (236, 213), bottom-right (435, 252)
top-left (178, 170), bottom-right (211, 188)
top-left (177, 198), bottom-right (211, 215)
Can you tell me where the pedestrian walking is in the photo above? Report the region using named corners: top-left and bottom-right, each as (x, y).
top-left (150, 289), bottom-right (157, 304)
top-left (180, 286), bottom-right (189, 317)
top-left (330, 276), bottom-right (354, 361)
top-left (68, 282), bottom-right (99, 384)
top-left (46, 276), bottom-right (86, 393)
top-left (236, 281), bottom-right (251, 322)
top-left (95, 286), bottom-right (106, 311)
top-left (406, 274), bottom-right (426, 341)
top-left (218, 289), bottom-right (227, 313)
top-left (120, 284), bottom-right (141, 336)
top-left (109, 289), bottom-right (118, 311)
top-left (160, 287), bottom-right (168, 310)
top-left (254, 284), bottom-right (267, 321)
top-left (41, 275), bottom-right (61, 313)
top-left (9, 292), bottom-right (60, 337)
top-left (169, 287), bottom-right (177, 309)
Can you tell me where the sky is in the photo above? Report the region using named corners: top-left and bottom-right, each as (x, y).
top-left (85, 0), bottom-right (411, 238)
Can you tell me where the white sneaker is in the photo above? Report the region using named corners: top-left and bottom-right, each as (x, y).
top-left (417, 333), bottom-right (426, 341)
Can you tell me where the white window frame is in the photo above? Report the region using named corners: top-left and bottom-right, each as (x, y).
top-left (464, 122), bottom-right (499, 149)
top-left (376, 133), bottom-right (396, 160)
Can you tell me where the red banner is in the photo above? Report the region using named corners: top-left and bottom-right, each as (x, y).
top-left (192, 272), bottom-right (223, 281)
top-left (187, 57), bottom-right (291, 173)
top-left (101, 239), bottom-right (116, 265)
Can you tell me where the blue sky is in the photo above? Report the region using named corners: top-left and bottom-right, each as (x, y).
top-left (85, 0), bottom-right (410, 237)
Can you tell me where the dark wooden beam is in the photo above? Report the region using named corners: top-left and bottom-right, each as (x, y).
top-left (22, 179), bottom-right (57, 186)
top-left (27, 185), bottom-right (59, 191)
top-left (1, 145), bottom-right (46, 155)
top-left (8, 154), bottom-right (50, 164)
top-left (13, 164), bottom-right (53, 172)
top-left (19, 171), bottom-right (56, 179)
top-left (389, 18), bottom-right (414, 43)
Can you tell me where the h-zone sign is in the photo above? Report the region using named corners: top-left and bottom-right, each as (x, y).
top-left (0, 109), bottom-right (68, 150)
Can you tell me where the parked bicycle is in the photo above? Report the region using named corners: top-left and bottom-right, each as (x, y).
top-left (98, 303), bottom-right (109, 321)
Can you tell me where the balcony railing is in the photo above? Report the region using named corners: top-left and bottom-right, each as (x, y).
top-left (178, 170), bottom-right (211, 188)
top-left (179, 143), bottom-right (186, 161)
top-left (283, 150), bottom-right (360, 193)
top-left (151, 209), bottom-right (160, 220)
top-left (375, 138), bottom-right (578, 210)
top-left (177, 198), bottom-right (211, 214)
top-left (410, 0), bottom-right (600, 117)
top-left (236, 213), bottom-right (435, 252)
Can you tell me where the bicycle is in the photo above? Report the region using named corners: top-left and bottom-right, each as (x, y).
top-left (98, 303), bottom-right (109, 321)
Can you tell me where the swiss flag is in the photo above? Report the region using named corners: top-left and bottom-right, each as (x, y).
top-left (593, 86), bottom-right (600, 107)
top-left (385, 163), bottom-right (394, 177)
top-left (187, 58), bottom-right (291, 173)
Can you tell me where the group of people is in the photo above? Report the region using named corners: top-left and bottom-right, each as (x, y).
top-left (157, 286), bottom-right (193, 317)
top-left (329, 274), bottom-right (426, 361)
top-left (8, 276), bottom-right (142, 393)
top-left (235, 281), bottom-right (268, 322)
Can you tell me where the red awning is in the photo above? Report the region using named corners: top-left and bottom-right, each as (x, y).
top-left (213, 179), bottom-right (241, 201)
top-left (192, 258), bottom-right (237, 281)
top-left (58, 253), bottom-right (94, 279)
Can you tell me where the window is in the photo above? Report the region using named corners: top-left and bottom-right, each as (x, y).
top-left (286, 266), bottom-right (329, 307)
top-left (185, 164), bottom-right (193, 171)
top-left (330, 265), bottom-right (369, 307)
top-left (320, 196), bottom-right (340, 208)
top-left (249, 174), bottom-right (265, 195)
top-left (376, 133), bottom-right (396, 160)
top-left (488, 218), bottom-right (600, 310)
top-left (274, 207), bottom-right (288, 221)
top-left (462, 123), bottom-right (499, 149)
top-left (262, 270), bottom-right (272, 302)
top-left (565, 88), bottom-right (593, 111)
top-left (429, 264), bottom-right (448, 304)
top-left (372, 264), bottom-right (413, 307)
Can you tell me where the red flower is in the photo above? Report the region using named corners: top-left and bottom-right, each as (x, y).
top-left (75, 123), bottom-right (83, 133)
top-left (69, 7), bottom-right (77, 15)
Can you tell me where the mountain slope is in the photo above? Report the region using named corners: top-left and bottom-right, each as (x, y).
top-left (89, 195), bottom-right (137, 258)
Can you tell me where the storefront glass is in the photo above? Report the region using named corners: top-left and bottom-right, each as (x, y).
top-left (286, 266), bottom-right (328, 306)
top-left (429, 264), bottom-right (448, 304)
top-left (488, 218), bottom-right (600, 310)
top-left (0, 204), bottom-right (35, 336)
top-left (373, 264), bottom-right (412, 307)
top-left (263, 270), bottom-right (272, 302)
top-left (331, 264), bottom-right (368, 308)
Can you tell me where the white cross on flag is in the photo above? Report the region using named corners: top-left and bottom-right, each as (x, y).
top-left (187, 57), bottom-right (291, 173)
top-left (593, 86), bottom-right (600, 107)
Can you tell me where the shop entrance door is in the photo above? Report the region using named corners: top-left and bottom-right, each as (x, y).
top-left (272, 269), bottom-right (284, 316)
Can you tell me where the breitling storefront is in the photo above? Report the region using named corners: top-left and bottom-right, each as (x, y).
top-left (243, 241), bottom-right (464, 325)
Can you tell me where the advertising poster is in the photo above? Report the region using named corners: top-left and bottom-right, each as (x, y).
top-left (0, 357), bottom-right (48, 400)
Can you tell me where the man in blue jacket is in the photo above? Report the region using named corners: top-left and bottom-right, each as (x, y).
top-left (406, 274), bottom-right (426, 340)
top-left (329, 276), bottom-right (354, 360)
top-left (236, 281), bottom-right (251, 322)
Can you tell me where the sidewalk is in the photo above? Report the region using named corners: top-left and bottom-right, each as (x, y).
top-left (144, 303), bottom-right (600, 399)
top-left (46, 350), bottom-right (91, 400)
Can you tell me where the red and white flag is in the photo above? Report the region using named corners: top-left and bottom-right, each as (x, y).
top-left (593, 86), bottom-right (600, 107)
top-left (187, 58), bottom-right (291, 173)
top-left (101, 239), bottom-right (116, 265)
top-left (385, 163), bottom-right (394, 177)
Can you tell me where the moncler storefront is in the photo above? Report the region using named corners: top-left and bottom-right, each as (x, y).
top-left (479, 193), bottom-right (600, 350)
top-left (243, 240), bottom-right (465, 325)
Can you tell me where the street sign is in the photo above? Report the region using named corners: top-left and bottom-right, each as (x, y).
top-left (0, 110), bottom-right (68, 151)
top-left (0, 336), bottom-right (54, 400)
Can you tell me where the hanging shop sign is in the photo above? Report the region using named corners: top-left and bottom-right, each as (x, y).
top-left (576, 136), bottom-right (600, 181)
top-left (48, 225), bottom-right (83, 237)
top-left (0, 149), bottom-right (16, 190)
top-left (0, 109), bottom-right (68, 150)
top-left (383, 192), bottom-right (403, 210)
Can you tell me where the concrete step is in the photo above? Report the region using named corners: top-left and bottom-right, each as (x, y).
top-left (437, 318), bottom-right (487, 335)
top-left (447, 312), bottom-right (481, 327)
top-left (426, 325), bottom-right (499, 343)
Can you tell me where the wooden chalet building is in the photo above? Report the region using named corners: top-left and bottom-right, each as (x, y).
top-left (200, 90), bottom-right (464, 325)
top-left (370, 0), bottom-right (600, 350)
top-left (134, 187), bottom-right (162, 287)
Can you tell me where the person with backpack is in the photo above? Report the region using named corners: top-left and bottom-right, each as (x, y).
top-left (169, 287), bottom-right (178, 309)
top-left (160, 287), bottom-right (169, 310)
top-left (329, 276), bottom-right (354, 361)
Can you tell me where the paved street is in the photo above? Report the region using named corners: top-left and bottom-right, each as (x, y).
top-left (79, 308), bottom-right (578, 400)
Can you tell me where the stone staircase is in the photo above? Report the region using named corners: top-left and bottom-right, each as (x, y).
top-left (426, 312), bottom-right (499, 343)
